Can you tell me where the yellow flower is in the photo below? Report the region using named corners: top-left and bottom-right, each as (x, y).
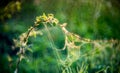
top-left (53, 18), bottom-right (59, 24)
top-left (41, 13), bottom-right (47, 21)
top-left (48, 14), bottom-right (54, 19)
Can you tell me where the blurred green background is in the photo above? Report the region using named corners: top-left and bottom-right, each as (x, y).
top-left (0, 0), bottom-right (120, 73)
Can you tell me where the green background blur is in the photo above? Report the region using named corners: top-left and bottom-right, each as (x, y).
top-left (0, 0), bottom-right (120, 73)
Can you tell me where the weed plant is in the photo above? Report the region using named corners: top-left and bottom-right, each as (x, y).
top-left (13, 13), bottom-right (120, 73)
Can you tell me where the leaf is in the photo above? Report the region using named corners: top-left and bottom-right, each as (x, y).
top-left (27, 48), bottom-right (33, 52)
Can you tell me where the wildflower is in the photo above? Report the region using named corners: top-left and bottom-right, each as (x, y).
top-left (52, 18), bottom-right (59, 24)
top-left (41, 13), bottom-right (47, 22)
top-left (48, 14), bottom-right (54, 19)
top-left (36, 16), bottom-right (41, 23)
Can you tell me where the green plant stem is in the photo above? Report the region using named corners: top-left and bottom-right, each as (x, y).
top-left (15, 24), bottom-right (36, 73)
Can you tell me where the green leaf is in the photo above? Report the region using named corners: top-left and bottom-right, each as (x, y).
top-left (27, 48), bottom-right (33, 52)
